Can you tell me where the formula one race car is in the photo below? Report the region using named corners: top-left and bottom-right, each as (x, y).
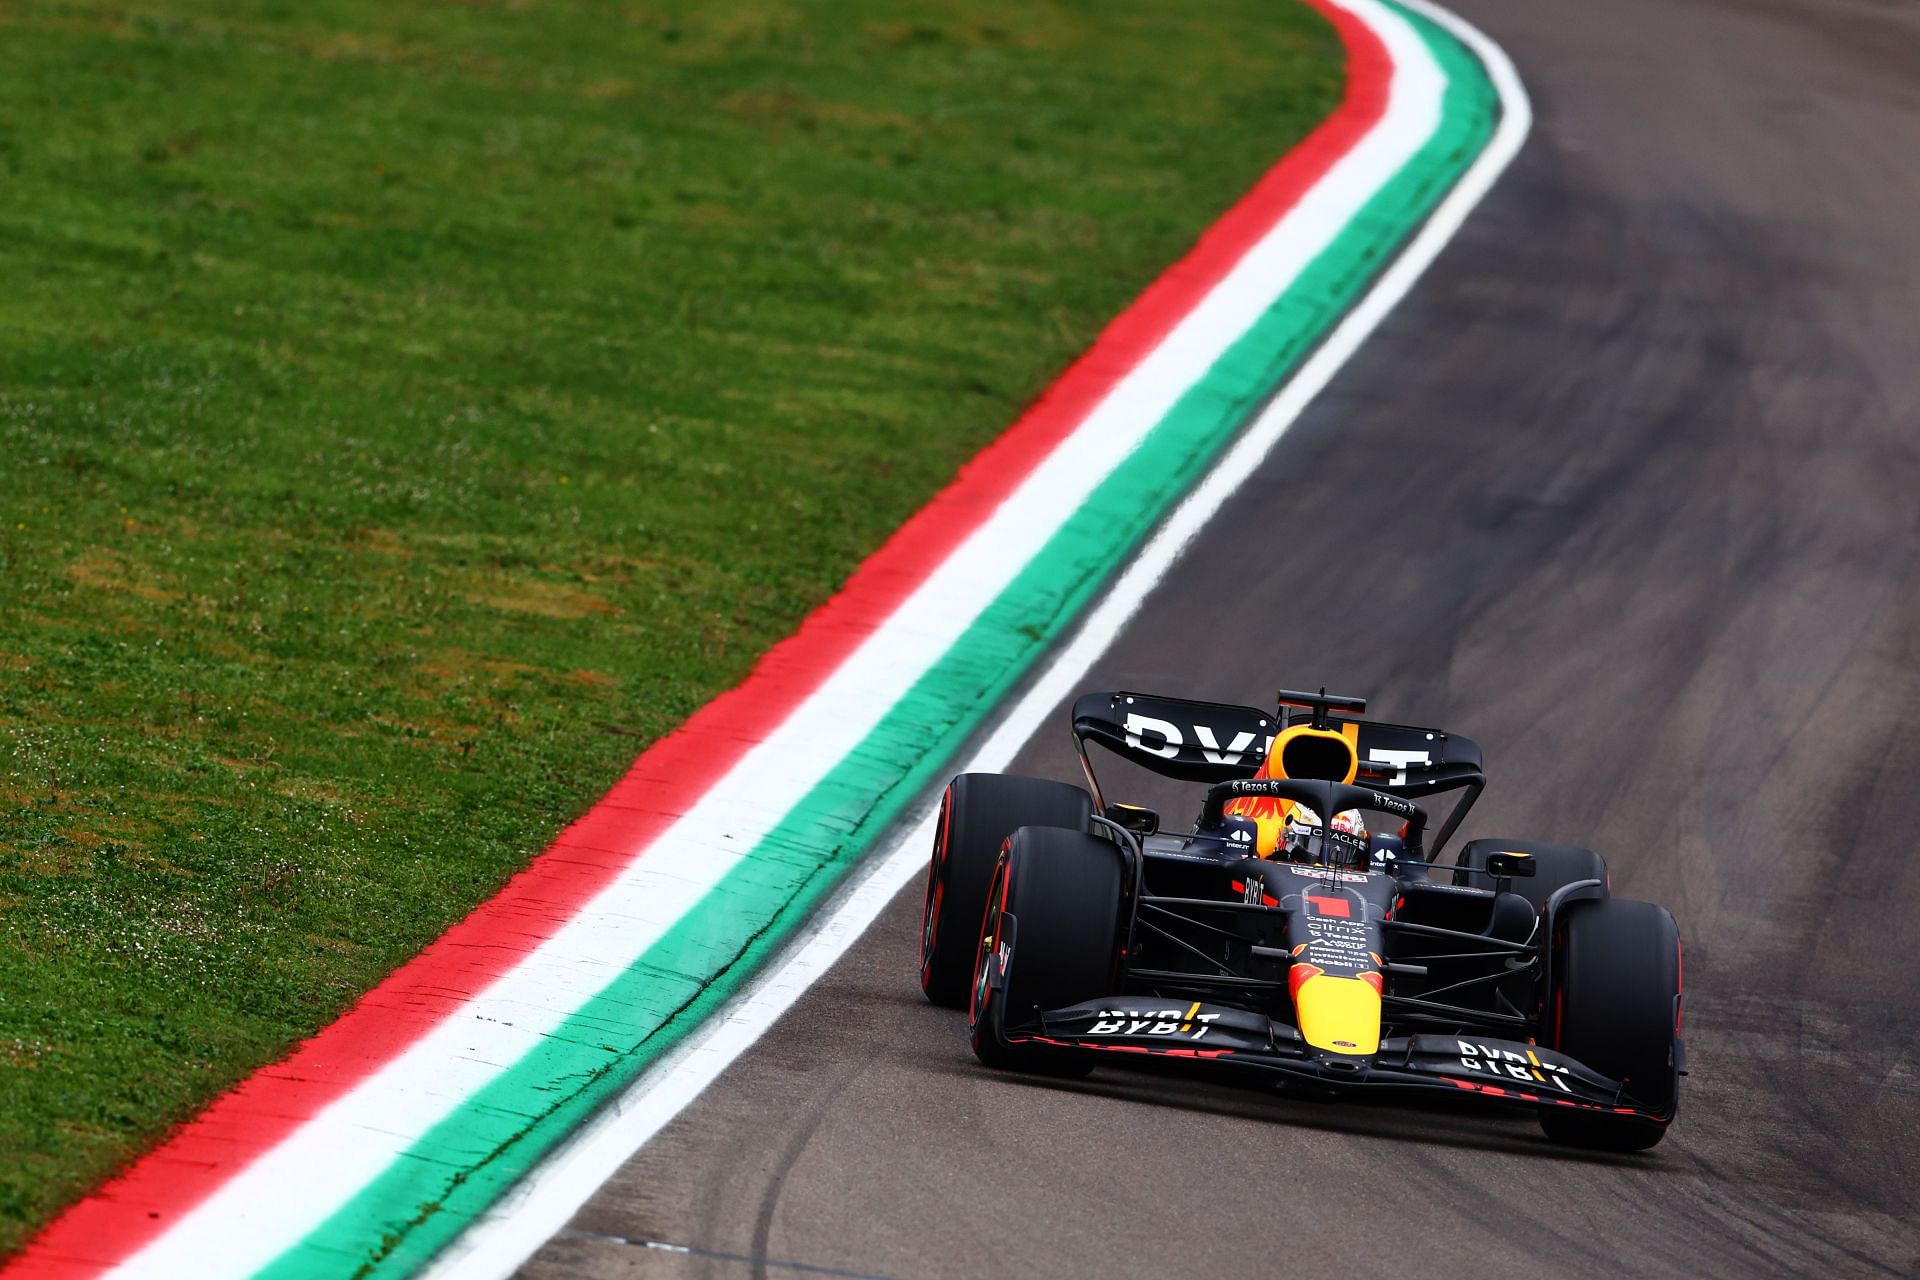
top-left (918, 687), bottom-right (1685, 1151)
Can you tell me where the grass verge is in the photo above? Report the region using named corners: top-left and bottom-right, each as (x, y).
top-left (0, 0), bottom-right (1340, 1253)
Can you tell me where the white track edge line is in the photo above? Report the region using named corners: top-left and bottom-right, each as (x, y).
top-left (422, 5), bottom-right (1531, 1277)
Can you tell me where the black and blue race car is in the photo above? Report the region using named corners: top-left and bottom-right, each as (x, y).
top-left (918, 687), bottom-right (1685, 1151)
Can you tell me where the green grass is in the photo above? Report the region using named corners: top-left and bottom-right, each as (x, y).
top-left (0, 0), bottom-right (1341, 1254)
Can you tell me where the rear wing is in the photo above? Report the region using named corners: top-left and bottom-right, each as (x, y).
top-left (1069, 690), bottom-right (1486, 853)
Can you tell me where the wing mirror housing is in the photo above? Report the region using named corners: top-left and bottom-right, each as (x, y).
top-left (1105, 804), bottom-right (1160, 837)
top-left (1485, 851), bottom-right (1536, 878)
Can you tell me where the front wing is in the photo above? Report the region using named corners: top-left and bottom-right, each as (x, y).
top-left (1002, 997), bottom-right (1671, 1122)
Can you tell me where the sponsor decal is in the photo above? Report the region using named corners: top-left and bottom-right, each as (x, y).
top-left (1367, 747), bottom-right (1431, 786)
top-left (1283, 865), bottom-right (1371, 884)
top-left (1456, 1039), bottom-right (1573, 1093)
top-left (1087, 1001), bottom-right (1221, 1040)
top-left (1195, 724), bottom-right (1263, 766)
top-left (1364, 789), bottom-right (1416, 818)
top-left (1121, 712), bottom-right (1272, 767)
top-left (1230, 878), bottom-right (1279, 908)
top-left (1302, 912), bottom-right (1374, 971)
top-left (1123, 712), bottom-right (1183, 759)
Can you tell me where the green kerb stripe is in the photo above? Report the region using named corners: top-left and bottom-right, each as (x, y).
top-left (268, 10), bottom-right (1495, 1277)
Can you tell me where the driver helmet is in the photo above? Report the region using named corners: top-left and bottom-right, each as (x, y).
top-left (1279, 804), bottom-right (1370, 868)
top-left (1223, 720), bottom-right (1361, 857)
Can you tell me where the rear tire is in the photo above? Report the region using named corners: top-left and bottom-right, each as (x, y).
top-left (919, 773), bottom-right (1091, 1008)
top-left (1539, 897), bottom-right (1682, 1151)
top-left (970, 826), bottom-right (1124, 1075)
top-left (1455, 838), bottom-right (1608, 912)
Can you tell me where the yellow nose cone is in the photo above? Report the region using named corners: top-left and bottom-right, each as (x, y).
top-left (1293, 973), bottom-right (1382, 1056)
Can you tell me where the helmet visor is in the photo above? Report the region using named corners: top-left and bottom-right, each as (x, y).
top-left (1283, 817), bottom-right (1370, 869)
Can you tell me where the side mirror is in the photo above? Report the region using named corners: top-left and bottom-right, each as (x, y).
top-left (1485, 851), bottom-right (1536, 879)
top-left (1105, 804), bottom-right (1159, 837)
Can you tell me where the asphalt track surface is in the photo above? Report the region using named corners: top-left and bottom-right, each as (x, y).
top-left (519, 0), bottom-right (1920, 1275)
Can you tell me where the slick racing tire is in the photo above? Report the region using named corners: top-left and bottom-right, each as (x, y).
top-left (920, 773), bottom-right (1092, 1008)
top-left (1453, 838), bottom-right (1608, 913)
top-left (1540, 897), bottom-right (1682, 1152)
top-left (970, 826), bottom-right (1123, 1076)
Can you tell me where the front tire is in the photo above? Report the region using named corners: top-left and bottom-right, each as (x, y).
top-left (1539, 897), bottom-right (1682, 1151)
top-left (970, 826), bottom-right (1124, 1075)
top-left (919, 773), bottom-right (1091, 1008)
